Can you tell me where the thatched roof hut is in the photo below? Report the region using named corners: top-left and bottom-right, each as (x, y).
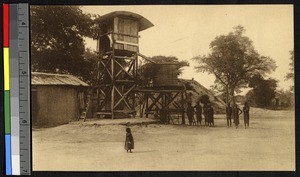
top-left (32, 72), bottom-right (88, 126)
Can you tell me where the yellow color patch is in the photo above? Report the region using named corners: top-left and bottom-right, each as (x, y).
top-left (3, 48), bottom-right (10, 90)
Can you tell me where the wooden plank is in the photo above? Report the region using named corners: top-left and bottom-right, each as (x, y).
top-left (114, 55), bottom-right (136, 60)
top-left (96, 112), bottom-right (112, 115)
top-left (138, 89), bottom-right (184, 92)
top-left (115, 40), bottom-right (138, 46)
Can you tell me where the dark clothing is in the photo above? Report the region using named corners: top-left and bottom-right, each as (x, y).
top-left (187, 105), bottom-right (194, 125)
top-left (208, 106), bottom-right (214, 126)
top-left (243, 105), bottom-right (250, 127)
top-left (125, 132), bottom-right (134, 150)
top-left (233, 106), bottom-right (242, 127)
top-left (203, 104), bottom-right (209, 126)
top-left (226, 106), bottom-right (232, 127)
top-left (226, 106), bottom-right (232, 118)
top-left (194, 104), bottom-right (202, 124)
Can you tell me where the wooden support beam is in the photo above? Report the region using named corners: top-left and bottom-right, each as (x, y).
top-left (127, 60), bottom-right (135, 74)
top-left (111, 51), bottom-right (115, 119)
top-left (147, 93), bottom-right (163, 111)
top-left (113, 85), bottom-right (135, 110)
top-left (181, 91), bottom-right (185, 125)
top-left (114, 59), bottom-right (135, 80)
top-left (148, 94), bottom-right (162, 108)
top-left (100, 58), bottom-right (113, 79)
top-left (114, 55), bottom-right (136, 60)
top-left (145, 94), bottom-right (149, 118)
top-left (137, 53), bottom-right (156, 64)
top-left (165, 92), bottom-right (180, 108)
top-left (138, 89), bottom-right (185, 93)
top-left (115, 40), bottom-right (139, 46)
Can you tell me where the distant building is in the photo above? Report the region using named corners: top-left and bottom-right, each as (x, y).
top-left (31, 72), bottom-right (89, 126)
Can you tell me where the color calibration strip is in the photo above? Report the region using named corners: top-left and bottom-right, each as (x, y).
top-left (3, 3), bottom-right (31, 175)
top-left (10, 4), bottom-right (20, 175)
top-left (3, 3), bottom-right (12, 175)
top-left (18, 3), bottom-right (31, 175)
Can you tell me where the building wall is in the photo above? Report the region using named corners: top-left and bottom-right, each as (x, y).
top-left (33, 85), bottom-right (78, 126)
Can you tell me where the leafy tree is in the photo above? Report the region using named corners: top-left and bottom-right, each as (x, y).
top-left (193, 26), bottom-right (276, 104)
top-left (275, 89), bottom-right (294, 109)
top-left (285, 50), bottom-right (294, 81)
top-left (82, 48), bottom-right (100, 83)
top-left (246, 74), bottom-right (278, 108)
top-left (198, 94), bottom-right (210, 104)
top-left (137, 56), bottom-right (189, 85)
top-left (30, 6), bottom-right (98, 82)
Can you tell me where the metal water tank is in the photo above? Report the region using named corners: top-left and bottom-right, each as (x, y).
top-left (153, 63), bottom-right (180, 87)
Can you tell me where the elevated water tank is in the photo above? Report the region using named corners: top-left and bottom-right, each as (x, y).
top-left (153, 63), bottom-right (180, 87)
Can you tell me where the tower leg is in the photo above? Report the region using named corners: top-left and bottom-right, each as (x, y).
top-left (181, 91), bottom-right (185, 125)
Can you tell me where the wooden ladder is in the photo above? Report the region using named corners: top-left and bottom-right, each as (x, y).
top-left (78, 96), bottom-right (92, 122)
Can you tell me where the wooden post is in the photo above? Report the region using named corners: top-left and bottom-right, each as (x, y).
top-left (111, 51), bottom-right (115, 119)
top-left (161, 93), bottom-right (165, 124)
top-left (145, 93), bottom-right (149, 118)
top-left (181, 91), bottom-right (185, 125)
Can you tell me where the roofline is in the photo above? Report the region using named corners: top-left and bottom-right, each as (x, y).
top-left (98, 11), bottom-right (154, 32)
top-left (31, 72), bottom-right (89, 87)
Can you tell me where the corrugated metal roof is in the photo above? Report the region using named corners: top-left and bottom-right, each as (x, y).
top-left (31, 72), bottom-right (89, 87)
top-left (98, 11), bottom-right (154, 32)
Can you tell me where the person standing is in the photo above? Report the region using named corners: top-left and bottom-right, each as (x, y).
top-left (125, 128), bottom-right (134, 153)
top-left (226, 103), bottom-right (232, 127)
top-left (194, 101), bottom-right (202, 126)
top-left (203, 103), bottom-right (209, 126)
top-left (207, 103), bottom-right (214, 127)
top-left (232, 104), bottom-right (242, 129)
top-left (187, 103), bottom-right (194, 126)
top-left (243, 102), bottom-right (250, 128)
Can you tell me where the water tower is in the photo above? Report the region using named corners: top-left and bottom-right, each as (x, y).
top-left (93, 11), bottom-right (154, 119)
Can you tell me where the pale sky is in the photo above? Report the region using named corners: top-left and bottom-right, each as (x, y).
top-left (81, 5), bottom-right (294, 95)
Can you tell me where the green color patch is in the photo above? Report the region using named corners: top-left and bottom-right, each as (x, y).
top-left (4, 91), bottom-right (11, 134)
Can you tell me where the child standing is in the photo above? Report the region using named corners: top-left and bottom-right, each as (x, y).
top-left (125, 128), bottom-right (134, 153)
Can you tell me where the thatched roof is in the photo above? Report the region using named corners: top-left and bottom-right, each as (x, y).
top-left (180, 79), bottom-right (226, 113)
top-left (32, 72), bottom-right (88, 87)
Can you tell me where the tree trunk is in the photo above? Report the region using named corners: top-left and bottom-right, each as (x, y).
top-left (226, 85), bottom-right (229, 104)
top-left (230, 87), bottom-right (235, 105)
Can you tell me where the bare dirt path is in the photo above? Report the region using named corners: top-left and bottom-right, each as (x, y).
top-left (33, 109), bottom-right (295, 171)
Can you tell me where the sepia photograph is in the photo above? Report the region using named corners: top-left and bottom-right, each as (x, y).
top-left (30, 5), bottom-right (294, 171)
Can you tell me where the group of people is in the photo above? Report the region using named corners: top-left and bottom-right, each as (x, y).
top-left (186, 101), bottom-right (251, 129)
top-left (125, 102), bottom-right (251, 153)
top-left (226, 102), bottom-right (250, 129)
top-left (186, 102), bottom-right (215, 127)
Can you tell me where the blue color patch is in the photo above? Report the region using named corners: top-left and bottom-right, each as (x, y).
top-left (5, 134), bottom-right (12, 175)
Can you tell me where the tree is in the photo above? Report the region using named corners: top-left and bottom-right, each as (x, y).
top-left (82, 48), bottom-right (100, 83)
top-left (246, 74), bottom-right (278, 108)
top-left (30, 6), bottom-right (97, 81)
top-left (275, 89), bottom-right (294, 109)
top-left (198, 94), bottom-right (210, 104)
top-left (193, 26), bottom-right (277, 104)
top-left (285, 50), bottom-right (294, 86)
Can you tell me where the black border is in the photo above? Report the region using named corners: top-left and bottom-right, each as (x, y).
top-left (1, 0), bottom-right (299, 176)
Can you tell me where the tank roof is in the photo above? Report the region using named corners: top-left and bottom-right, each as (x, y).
top-left (98, 11), bottom-right (154, 32)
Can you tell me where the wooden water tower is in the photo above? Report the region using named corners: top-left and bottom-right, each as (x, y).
top-left (93, 11), bottom-right (154, 119)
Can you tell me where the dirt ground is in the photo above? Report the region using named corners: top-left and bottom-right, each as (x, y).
top-left (33, 108), bottom-right (295, 171)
